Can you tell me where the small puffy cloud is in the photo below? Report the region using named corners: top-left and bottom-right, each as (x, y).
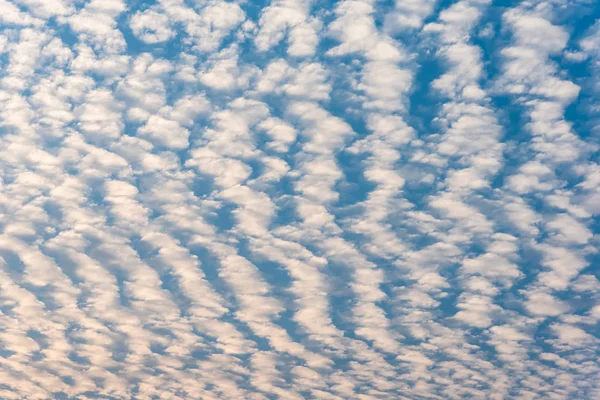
top-left (258, 117), bottom-right (297, 152)
top-left (505, 12), bottom-right (569, 55)
top-left (384, 0), bottom-right (437, 32)
top-left (130, 9), bottom-right (175, 44)
top-left (256, 59), bottom-right (331, 100)
top-left (461, 253), bottom-right (521, 280)
top-left (75, 89), bottom-right (124, 140)
top-left (13, 0), bottom-right (72, 19)
top-left (0, 0), bottom-right (43, 26)
top-left (68, 0), bottom-right (127, 54)
top-left (255, 0), bottom-right (321, 57)
top-left (199, 45), bottom-right (258, 91)
top-left (138, 115), bottom-right (190, 149)
top-left (454, 294), bottom-right (499, 328)
top-left (551, 323), bottom-right (595, 346)
top-left (525, 292), bottom-right (569, 317)
top-left (194, 1), bottom-right (246, 52)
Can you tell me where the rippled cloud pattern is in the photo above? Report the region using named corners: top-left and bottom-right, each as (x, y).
top-left (0, 0), bottom-right (599, 399)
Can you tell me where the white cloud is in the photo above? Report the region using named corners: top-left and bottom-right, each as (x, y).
top-left (116, 54), bottom-right (172, 116)
top-left (505, 12), bottom-right (568, 54)
top-left (0, 0), bottom-right (597, 397)
top-left (13, 0), bottom-right (72, 19)
top-left (462, 253), bottom-right (521, 280)
top-left (258, 117), bottom-right (297, 152)
top-left (545, 213), bottom-right (593, 245)
top-left (384, 0), bottom-right (437, 32)
top-left (454, 294), bottom-right (499, 328)
top-left (505, 161), bottom-right (555, 194)
top-left (423, 1), bottom-right (483, 43)
top-left (358, 61), bottom-right (412, 112)
top-left (551, 323), bottom-right (594, 346)
top-left (75, 89), bottom-right (124, 141)
top-left (199, 45), bottom-right (259, 91)
top-left (130, 9), bottom-right (176, 44)
top-left (524, 291), bottom-right (569, 317)
top-left (0, 0), bottom-right (42, 26)
top-left (68, 0), bottom-right (126, 54)
top-left (256, 59), bottom-right (331, 101)
top-left (255, 0), bottom-right (320, 57)
top-left (193, 1), bottom-right (246, 52)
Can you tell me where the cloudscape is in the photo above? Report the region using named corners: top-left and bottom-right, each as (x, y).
top-left (0, 0), bottom-right (599, 398)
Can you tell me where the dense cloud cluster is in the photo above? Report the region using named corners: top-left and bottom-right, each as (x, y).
top-left (0, 0), bottom-right (598, 399)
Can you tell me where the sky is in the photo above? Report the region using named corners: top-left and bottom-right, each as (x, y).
top-left (0, 0), bottom-right (599, 399)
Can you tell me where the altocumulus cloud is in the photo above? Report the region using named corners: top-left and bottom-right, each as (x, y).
top-left (0, 0), bottom-right (599, 399)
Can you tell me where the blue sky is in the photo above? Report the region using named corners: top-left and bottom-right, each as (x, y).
top-left (0, 0), bottom-right (599, 399)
